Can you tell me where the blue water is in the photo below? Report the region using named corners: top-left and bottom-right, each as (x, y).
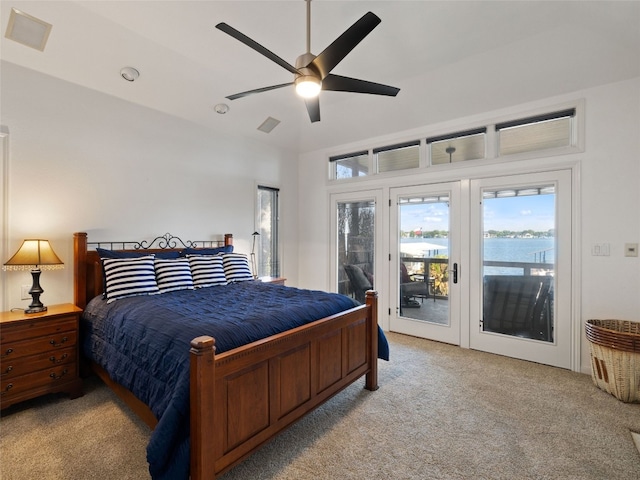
top-left (401, 237), bottom-right (555, 275)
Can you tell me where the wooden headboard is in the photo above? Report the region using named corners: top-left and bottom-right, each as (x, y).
top-left (73, 232), bottom-right (233, 309)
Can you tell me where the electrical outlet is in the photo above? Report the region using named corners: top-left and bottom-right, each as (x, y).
top-left (21, 285), bottom-right (31, 300)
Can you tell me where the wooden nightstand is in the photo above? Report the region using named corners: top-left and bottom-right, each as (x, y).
top-left (1, 303), bottom-right (83, 410)
top-left (259, 277), bottom-right (286, 286)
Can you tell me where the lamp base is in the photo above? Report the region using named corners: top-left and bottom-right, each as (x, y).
top-left (26, 268), bottom-right (47, 314)
top-left (25, 305), bottom-right (48, 314)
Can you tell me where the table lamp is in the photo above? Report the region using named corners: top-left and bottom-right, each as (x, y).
top-left (3, 239), bottom-right (64, 313)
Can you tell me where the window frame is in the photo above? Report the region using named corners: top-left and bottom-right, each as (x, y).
top-left (256, 185), bottom-right (280, 278)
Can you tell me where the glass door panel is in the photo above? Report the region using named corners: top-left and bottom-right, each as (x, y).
top-left (390, 183), bottom-right (461, 345)
top-left (481, 187), bottom-right (555, 342)
top-left (469, 170), bottom-right (572, 369)
top-left (337, 200), bottom-right (375, 302)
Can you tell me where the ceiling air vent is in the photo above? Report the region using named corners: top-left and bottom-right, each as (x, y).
top-left (257, 117), bottom-right (281, 134)
top-left (5, 8), bottom-right (52, 51)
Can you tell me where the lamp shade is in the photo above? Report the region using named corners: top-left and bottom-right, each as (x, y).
top-left (4, 239), bottom-right (64, 271)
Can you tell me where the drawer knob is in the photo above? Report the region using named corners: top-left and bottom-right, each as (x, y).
top-left (50, 369), bottom-right (68, 380)
top-left (1, 383), bottom-right (13, 395)
top-left (4, 348), bottom-right (13, 356)
top-left (49, 354), bottom-right (68, 364)
top-left (49, 337), bottom-right (68, 347)
top-left (3, 365), bottom-right (13, 374)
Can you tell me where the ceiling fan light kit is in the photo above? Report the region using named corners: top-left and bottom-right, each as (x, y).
top-left (295, 76), bottom-right (321, 98)
top-left (216, 0), bottom-right (399, 123)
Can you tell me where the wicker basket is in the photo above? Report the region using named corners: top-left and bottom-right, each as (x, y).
top-left (585, 319), bottom-right (640, 403)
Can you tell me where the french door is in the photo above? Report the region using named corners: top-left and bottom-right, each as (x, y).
top-left (469, 170), bottom-right (572, 369)
top-left (331, 169), bottom-right (574, 369)
top-left (389, 183), bottom-right (462, 345)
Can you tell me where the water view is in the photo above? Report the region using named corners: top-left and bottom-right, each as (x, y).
top-left (401, 236), bottom-right (555, 275)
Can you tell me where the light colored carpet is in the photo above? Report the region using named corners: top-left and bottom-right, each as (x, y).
top-left (1, 332), bottom-right (639, 479)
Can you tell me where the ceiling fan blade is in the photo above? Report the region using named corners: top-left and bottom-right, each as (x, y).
top-left (305, 97), bottom-right (320, 123)
top-left (310, 12), bottom-right (381, 79)
top-left (216, 23), bottom-right (300, 75)
top-left (322, 74), bottom-right (400, 96)
top-left (226, 82), bottom-right (293, 101)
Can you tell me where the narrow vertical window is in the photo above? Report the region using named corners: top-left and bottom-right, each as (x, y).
top-left (257, 185), bottom-right (280, 277)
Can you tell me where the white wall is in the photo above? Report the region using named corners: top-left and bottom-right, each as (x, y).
top-left (297, 76), bottom-right (640, 374)
top-left (1, 61), bottom-right (299, 309)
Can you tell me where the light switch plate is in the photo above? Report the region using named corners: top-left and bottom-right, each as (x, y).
top-left (625, 243), bottom-right (638, 257)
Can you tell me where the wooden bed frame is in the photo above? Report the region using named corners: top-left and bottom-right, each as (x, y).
top-left (73, 232), bottom-right (379, 479)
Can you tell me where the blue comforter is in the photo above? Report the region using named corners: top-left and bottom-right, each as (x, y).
top-left (81, 281), bottom-right (388, 479)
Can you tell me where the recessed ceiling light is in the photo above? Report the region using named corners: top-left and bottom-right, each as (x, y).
top-left (5, 8), bottom-right (52, 51)
top-left (214, 103), bottom-right (229, 114)
top-left (120, 67), bottom-right (140, 82)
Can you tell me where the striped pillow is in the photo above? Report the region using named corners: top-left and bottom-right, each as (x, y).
top-left (187, 255), bottom-right (227, 288)
top-left (102, 255), bottom-right (159, 302)
top-left (154, 258), bottom-right (194, 293)
top-left (222, 253), bottom-right (253, 283)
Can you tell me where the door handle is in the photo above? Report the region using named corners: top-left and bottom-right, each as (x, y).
top-left (453, 263), bottom-right (458, 284)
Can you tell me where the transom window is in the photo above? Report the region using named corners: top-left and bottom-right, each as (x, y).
top-left (374, 141), bottom-right (420, 173)
top-left (329, 105), bottom-right (579, 181)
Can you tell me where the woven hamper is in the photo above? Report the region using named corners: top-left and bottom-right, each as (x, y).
top-left (585, 319), bottom-right (640, 403)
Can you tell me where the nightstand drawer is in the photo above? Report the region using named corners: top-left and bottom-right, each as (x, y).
top-left (1, 346), bottom-right (76, 379)
top-left (1, 363), bottom-right (77, 400)
top-left (1, 316), bottom-right (78, 344)
top-left (1, 330), bottom-right (77, 361)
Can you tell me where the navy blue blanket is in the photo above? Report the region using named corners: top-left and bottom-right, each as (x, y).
top-left (81, 281), bottom-right (388, 479)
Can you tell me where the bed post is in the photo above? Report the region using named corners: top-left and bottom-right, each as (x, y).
top-left (365, 290), bottom-right (379, 391)
top-left (190, 335), bottom-right (216, 480)
top-left (224, 233), bottom-right (233, 247)
top-left (74, 232), bottom-right (88, 309)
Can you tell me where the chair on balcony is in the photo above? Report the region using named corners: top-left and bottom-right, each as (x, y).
top-left (482, 275), bottom-right (553, 342)
top-left (400, 262), bottom-right (429, 309)
top-left (343, 264), bottom-right (372, 303)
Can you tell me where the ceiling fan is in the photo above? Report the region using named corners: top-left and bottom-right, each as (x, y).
top-left (215, 0), bottom-right (400, 123)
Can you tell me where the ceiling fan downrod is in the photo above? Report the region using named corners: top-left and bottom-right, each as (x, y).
top-left (295, 0), bottom-right (321, 98)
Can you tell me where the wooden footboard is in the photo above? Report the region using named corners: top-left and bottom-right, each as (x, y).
top-left (189, 291), bottom-right (378, 479)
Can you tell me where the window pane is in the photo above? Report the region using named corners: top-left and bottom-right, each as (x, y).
top-left (333, 153), bottom-right (368, 179)
top-left (499, 116), bottom-right (571, 156)
top-left (257, 186), bottom-right (279, 277)
top-left (377, 144), bottom-right (419, 173)
top-left (430, 133), bottom-right (485, 165)
top-left (337, 201), bottom-right (375, 301)
top-left (481, 185), bottom-right (556, 342)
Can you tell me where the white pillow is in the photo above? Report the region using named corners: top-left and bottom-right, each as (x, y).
top-left (222, 253), bottom-right (253, 283)
top-left (187, 255), bottom-right (227, 288)
top-left (154, 258), bottom-right (194, 293)
top-left (102, 255), bottom-right (159, 302)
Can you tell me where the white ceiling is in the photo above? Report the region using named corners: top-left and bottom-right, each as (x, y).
top-left (2, 1), bottom-right (639, 154)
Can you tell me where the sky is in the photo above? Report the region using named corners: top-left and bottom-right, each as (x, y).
top-left (401, 193), bottom-right (555, 233)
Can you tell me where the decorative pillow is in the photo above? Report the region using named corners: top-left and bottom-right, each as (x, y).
top-left (102, 255), bottom-right (159, 302)
top-left (154, 258), bottom-right (194, 293)
top-left (222, 253), bottom-right (253, 283)
top-left (97, 247), bottom-right (180, 259)
top-left (180, 245), bottom-right (233, 256)
top-left (187, 255), bottom-right (227, 288)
